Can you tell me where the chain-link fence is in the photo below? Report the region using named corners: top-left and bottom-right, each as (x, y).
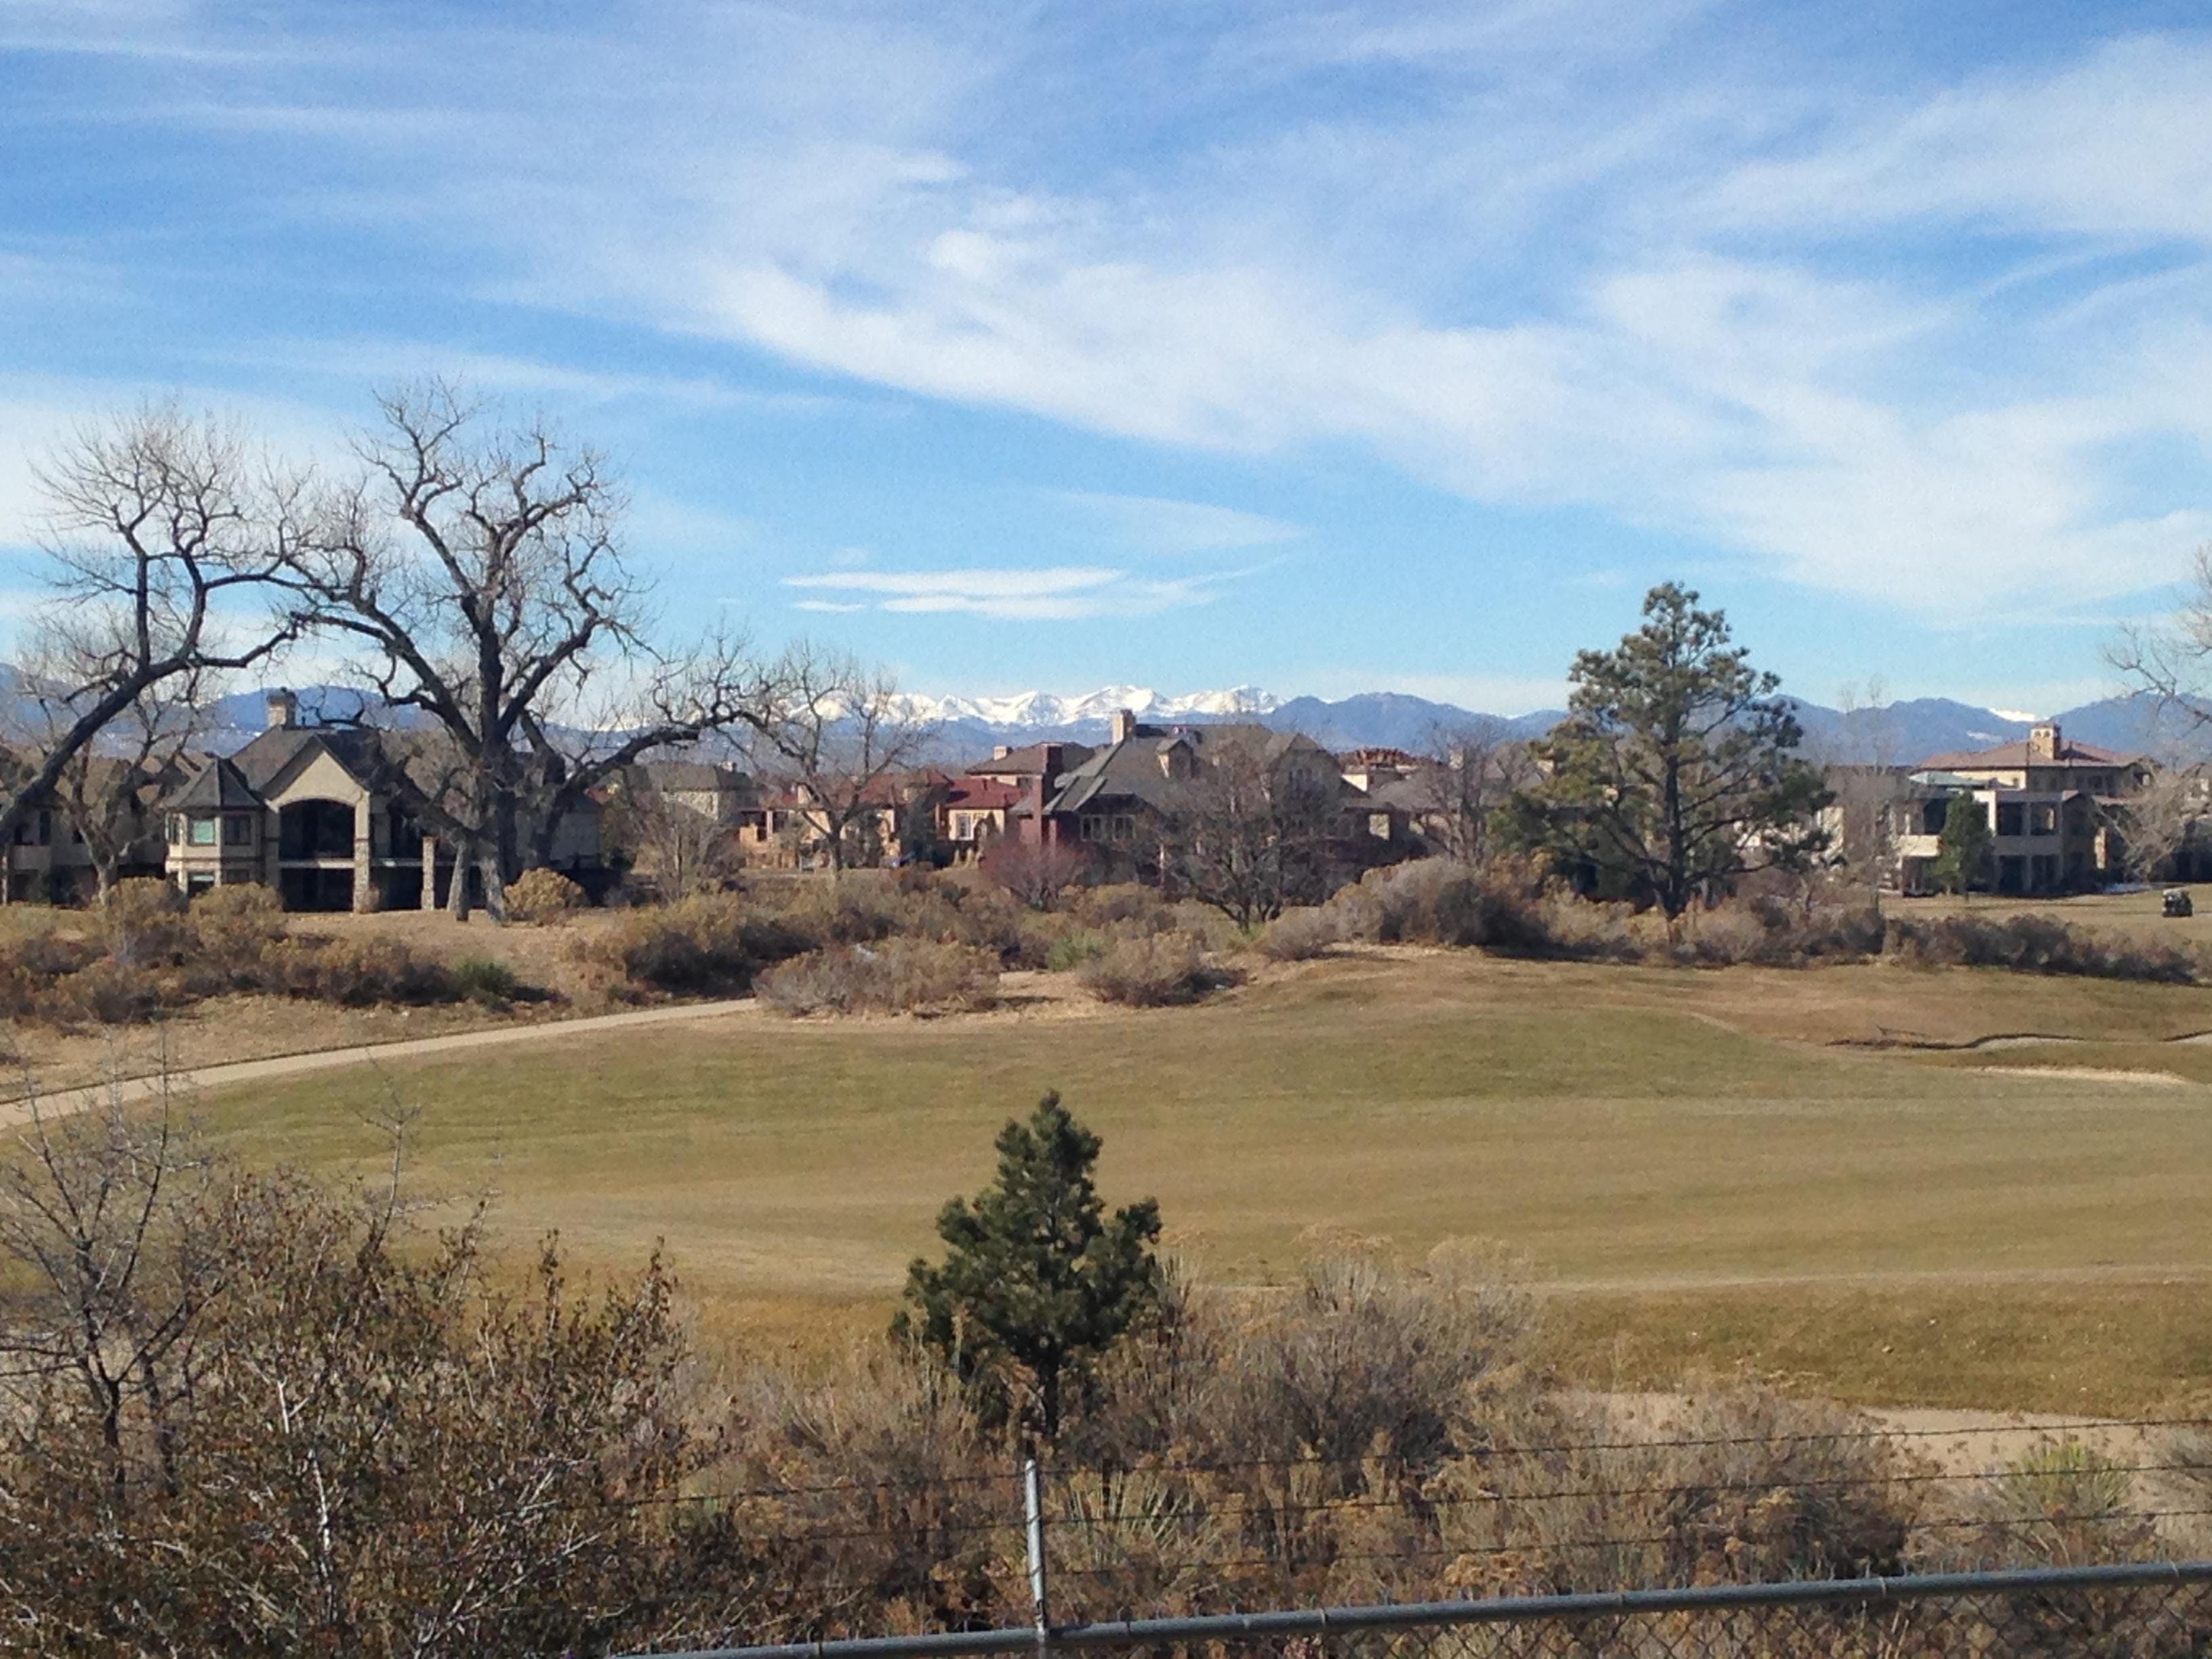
top-left (634, 1560), bottom-right (2212, 1659)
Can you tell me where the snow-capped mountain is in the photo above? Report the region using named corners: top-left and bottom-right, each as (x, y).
top-left (898, 684), bottom-right (1278, 726)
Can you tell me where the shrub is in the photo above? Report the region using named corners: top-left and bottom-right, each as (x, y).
top-left (756, 939), bottom-right (998, 1016)
top-left (1076, 930), bottom-right (1221, 1006)
top-left (1255, 906), bottom-right (1339, 962)
top-left (98, 876), bottom-right (190, 966)
top-left (1211, 1242), bottom-right (1533, 1472)
top-left (188, 882), bottom-right (286, 977)
top-left (586, 893), bottom-right (817, 996)
top-left (1927, 1440), bottom-right (2158, 1571)
top-left (0, 929), bottom-right (97, 982)
top-left (979, 835), bottom-right (1093, 910)
top-left (1885, 914), bottom-right (2203, 984)
top-left (504, 867), bottom-right (585, 924)
top-left (1067, 883), bottom-right (1175, 933)
top-left (1435, 1386), bottom-right (1921, 1597)
top-left (451, 955), bottom-right (521, 1007)
top-left (1328, 858), bottom-right (1552, 950)
top-left (1044, 928), bottom-right (1109, 972)
top-left (53, 958), bottom-right (167, 1025)
top-left (1679, 897), bottom-right (1887, 967)
top-left (777, 875), bottom-right (904, 944)
top-left (270, 937), bottom-right (458, 1007)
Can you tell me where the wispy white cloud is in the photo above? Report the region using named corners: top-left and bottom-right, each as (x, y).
top-left (18, 1), bottom-right (2212, 645)
top-left (1700, 36), bottom-right (2212, 246)
top-left (783, 563), bottom-right (1243, 620)
top-left (1054, 490), bottom-right (1305, 555)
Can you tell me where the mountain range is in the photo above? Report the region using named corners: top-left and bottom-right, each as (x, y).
top-left (903, 685), bottom-right (2207, 764)
top-left (30, 677), bottom-right (2212, 769)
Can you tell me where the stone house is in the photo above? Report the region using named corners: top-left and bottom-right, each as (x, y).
top-left (161, 691), bottom-right (603, 910)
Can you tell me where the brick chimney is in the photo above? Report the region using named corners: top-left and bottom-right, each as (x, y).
top-left (266, 688), bottom-right (299, 730)
top-left (2029, 721), bottom-right (2060, 761)
top-left (1110, 708), bottom-right (1136, 744)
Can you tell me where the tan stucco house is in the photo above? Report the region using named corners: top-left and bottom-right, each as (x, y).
top-left (1889, 722), bottom-right (2151, 895)
top-left (163, 691), bottom-right (603, 911)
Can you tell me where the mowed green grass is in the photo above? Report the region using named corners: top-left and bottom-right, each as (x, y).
top-left (189, 952), bottom-right (2212, 1410)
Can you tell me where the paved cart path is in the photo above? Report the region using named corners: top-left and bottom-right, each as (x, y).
top-left (2, 998), bottom-right (760, 1127)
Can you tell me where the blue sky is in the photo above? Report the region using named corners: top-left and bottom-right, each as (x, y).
top-left (5, 1), bottom-right (2212, 715)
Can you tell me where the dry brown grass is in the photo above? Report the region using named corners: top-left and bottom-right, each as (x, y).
top-left (160, 945), bottom-right (2212, 1414)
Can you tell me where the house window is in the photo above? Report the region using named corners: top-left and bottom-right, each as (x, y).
top-left (2028, 804), bottom-right (2056, 837)
top-left (188, 816), bottom-right (218, 846)
top-left (1995, 803), bottom-right (2024, 836)
top-left (224, 815), bottom-right (253, 846)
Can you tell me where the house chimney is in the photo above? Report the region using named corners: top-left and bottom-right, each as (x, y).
top-left (2029, 721), bottom-right (2060, 761)
top-left (992, 744), bottom-right (1010, 760)
top-left (266, 688), bottom-right (299, 730)
top-left (1110, 708), bottom-right (1136, 744)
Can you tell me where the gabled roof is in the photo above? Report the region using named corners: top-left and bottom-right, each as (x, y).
top-left (945, 777), bottom-right (1022, 811)
top-left (1040, 722), bottom-right (1328, 817)
top-left (966, 741), bottom-right (1095, 778)
top-left (166, 755), bottom-right (262, 812)
top-left (1919, 738), bottom-right (2132, 771)
top-left (228, 724), bottom-right (384, 794)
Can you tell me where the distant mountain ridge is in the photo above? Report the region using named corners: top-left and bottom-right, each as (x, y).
top-left (24, 674), bottom-right (2212, 769)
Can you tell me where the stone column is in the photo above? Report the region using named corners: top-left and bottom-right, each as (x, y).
top-left (352, 798), bottom-right (375, 912)
top-left (420, 836), bottom-right (439, 911)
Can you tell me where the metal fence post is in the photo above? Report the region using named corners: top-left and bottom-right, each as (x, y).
top-left (1023, 1457), bottom-right (1052, 1659)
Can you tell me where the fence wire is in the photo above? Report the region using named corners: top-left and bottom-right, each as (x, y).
top-left (631, 1561), bottom-right (2212, 1659)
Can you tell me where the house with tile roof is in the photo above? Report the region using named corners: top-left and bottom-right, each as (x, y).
top-left (938, 774), bottom-right (1023, 857)
top-left (161, 690), bottom-right (603, 910)
top-left (1887, 721), bottom-right (2154, 895)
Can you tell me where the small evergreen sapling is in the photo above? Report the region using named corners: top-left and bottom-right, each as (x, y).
top-left (895, 1092), bottom-right (1160, 1441)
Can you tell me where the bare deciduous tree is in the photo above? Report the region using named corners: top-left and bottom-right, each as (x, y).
top-left (979, 834), bottom-right (1092, 909)
top-left (2111, 546), bottom-right (2212, 729)
top-left (2121, 761), bottom-right (2207, 883)
top-left (1416, 719), bottom-right (1536, 864)
top-left (605, 772), bottom-right (745, 899)
top-left (280, 382), bottom-right (771, 920)
top-left (751, 643), bottom-right (934, 872)
top-left (10, 661), bottom-right (213, 903)
top-left (1824, 678), bottom-right (1910, 903)
top-left (0, 405), bottom-right (299, 848)
top-left (1152, 738), bottom-right (1344, 926)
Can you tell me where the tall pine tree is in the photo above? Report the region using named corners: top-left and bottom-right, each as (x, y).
top-left (896, 1093), bottom-right (1160, 1441)
top-left (1503, 582), bottom-right (1831, 919)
